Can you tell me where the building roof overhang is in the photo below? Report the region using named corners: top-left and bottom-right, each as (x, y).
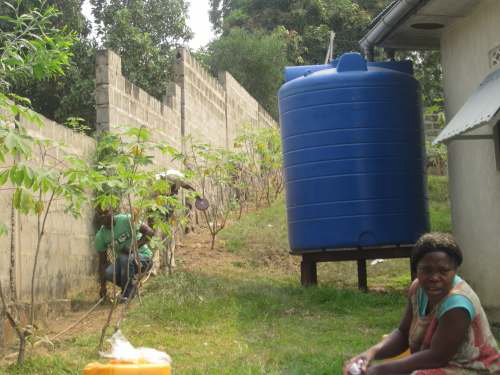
top-left (359, 0), bottom-right (480, 51)
top-left (434, 68), bottom-right (500, 144)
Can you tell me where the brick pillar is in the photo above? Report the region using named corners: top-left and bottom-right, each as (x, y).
top-left (95, 50), bottom-right (121, 134)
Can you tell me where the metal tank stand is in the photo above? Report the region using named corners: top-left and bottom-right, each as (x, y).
top-left (297, 244), bottom-right (415, 290)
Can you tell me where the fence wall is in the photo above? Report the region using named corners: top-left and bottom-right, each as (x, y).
top-left (0, 110), bottom-right (96, 348)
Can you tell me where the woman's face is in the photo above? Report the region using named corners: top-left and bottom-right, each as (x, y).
top-left (417, 251), bottom-right (457, 302)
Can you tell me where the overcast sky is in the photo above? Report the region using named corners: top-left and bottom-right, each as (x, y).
top-left (81, 0), bottom-right (215, 49)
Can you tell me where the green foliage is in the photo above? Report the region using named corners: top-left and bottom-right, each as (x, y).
top-left (233, 125), bottom-right (284, 208)
top-left (209, 0), bottom-right (372, 64)
top-left (0, 1), bottom-right (91, 365)
top-left (207, 0), bottom-right (374, 117)
top-left (91, 127), bottom-right (183, 258)
top-left (425, 104), bottom-right (447, 175)
top-left (180, 125), bottom-right (283, 248)
top-left (401, 50), bottom-right (443, 107)
top-left (0, 0), bottom-right (76, 89)
top-left (90, 0), bottom-right (192, 101)
top-left (0, 0), bottom-right (81, 227)
top-left (207, 28), bottom-right (287, 119)
top-left (183, 140), bottom-right (240, 249)
top-left (428, 175), bottom-right (451, 233)
top-left (1, 0), bottom-right (97, 132)
top-left (353, 0), bottom-right (394, 15)
top-left (426, 140), bottom-right (447, 175)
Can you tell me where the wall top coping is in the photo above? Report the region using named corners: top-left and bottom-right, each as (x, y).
top-left (176, 48), bottom-right (226, 94)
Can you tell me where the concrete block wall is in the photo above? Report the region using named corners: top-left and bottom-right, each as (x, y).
top-left (96, 47), bottom-right (277, 154)
top-left (0, 109), bottom-right (95, 349)
top-left (18, 115), bottom-right (96, 301)
top-left (175, 49), bottom-right (228, 148)
top-left (0, 108), bottom-right (96, 302)
top-left (219, 71), bottom-right (259, 148)
top-left (258, 104), bottom-right (277, 130)
top-left (96, 50), bottom-right (183, 167)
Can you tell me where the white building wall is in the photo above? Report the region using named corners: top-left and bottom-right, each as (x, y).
top-left (440, 0), bottom-right (500, 321)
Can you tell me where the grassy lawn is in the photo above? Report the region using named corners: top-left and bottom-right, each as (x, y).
top-left (4, 274), bottom-right (405, 375)
top-left (2, 175), bottom-right (454, 374)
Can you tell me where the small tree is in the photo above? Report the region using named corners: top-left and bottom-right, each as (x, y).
top-left (91, 126), bottom-right (185, 350)
top-left (184, 140), bottom-right (238, 249)
top-left (0, 0), bottom-right (78, 364)
top-left (234, 125), bottom-right (284, 208)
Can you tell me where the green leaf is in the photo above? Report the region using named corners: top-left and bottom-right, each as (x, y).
top-left (13, 188), bottom-right (22, 209)
top-left (23, 166), bottom-right (35, 188)
top-left (20, 189), bottom-right (33, 212)
top-left (0, 169), bottom-right (9, 186)
top-left (34, 200), bottom-right (44, 215)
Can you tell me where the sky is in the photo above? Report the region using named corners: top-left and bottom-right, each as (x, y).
top-left (81, 0), bottom-right (215, 49)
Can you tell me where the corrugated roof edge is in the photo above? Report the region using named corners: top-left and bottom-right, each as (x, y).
top-left (433, 68), bottom-right (500, 144)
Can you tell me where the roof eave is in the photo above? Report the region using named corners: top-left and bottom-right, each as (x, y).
top-left (359, 0), bottom-right (426, 51)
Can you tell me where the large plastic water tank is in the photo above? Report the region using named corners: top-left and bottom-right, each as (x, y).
top-left (284, 59), bottom-right (414, 82)
top-left (278, 53), bottom-right (429, 252)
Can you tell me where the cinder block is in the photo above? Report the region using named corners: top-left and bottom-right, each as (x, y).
top-left (95, 65), bottom-right (110, 84)
top-left (121, 94), bottom-right (130, 112)
top-left (96, 105), bottom-right (110, 124)
top-left (95, 84), bottom-right (110, 105)
top-left (117, 76), bottom-right (126, 92)
top-left (125, 81), bottom-right (132, 95)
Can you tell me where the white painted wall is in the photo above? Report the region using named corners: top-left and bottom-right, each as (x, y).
top-left (440, 0), bottom-right (500, 322)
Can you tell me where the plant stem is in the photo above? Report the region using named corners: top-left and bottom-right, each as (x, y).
top-left (30, 190), bottom-right (55, 326)
top-left (0, 278), bottom-right (25, 364)
top-left (10, 196), bottom-right (17, 303)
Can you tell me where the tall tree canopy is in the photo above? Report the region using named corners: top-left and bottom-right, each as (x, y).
top-left (209, 0), bottom-right (373, 65)
top-left (2, 0), bottom-right (97, 131)
top-left (90, 0), bottom-right (192, 101)
top-left (207, 27), bottom-right (288, 119)
top-left (206, 0), bottom-right (378, 118)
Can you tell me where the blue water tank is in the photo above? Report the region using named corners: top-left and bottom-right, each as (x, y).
top-left (284, 59), bottom-right (414, 83)
top-left (278, 53), bottom-right (429, 252)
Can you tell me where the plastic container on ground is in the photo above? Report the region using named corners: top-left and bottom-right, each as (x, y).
top-left (83, 359), bottom-right (171, 375)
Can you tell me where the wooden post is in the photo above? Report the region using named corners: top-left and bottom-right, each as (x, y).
top-left (357, 259), bottom-right (367, 292)
top-left (301, 257), bottom-right (317, 286)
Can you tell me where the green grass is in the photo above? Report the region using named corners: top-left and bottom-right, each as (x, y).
top-left (2, 273), bottom-right (406, 375)
top-left (1, 176), bottom-right (453, 374)
top-left (124, 272), bottom-right (406, 374)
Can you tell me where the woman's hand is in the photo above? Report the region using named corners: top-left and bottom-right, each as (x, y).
top-left (343, 349), bottom-right (376, 375)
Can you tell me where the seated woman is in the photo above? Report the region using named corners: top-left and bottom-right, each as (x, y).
top-left (344, 232), bottom-right (500, 375)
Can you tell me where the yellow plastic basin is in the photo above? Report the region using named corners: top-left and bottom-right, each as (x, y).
top-left (83, 360), bottom-right (171, 375)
